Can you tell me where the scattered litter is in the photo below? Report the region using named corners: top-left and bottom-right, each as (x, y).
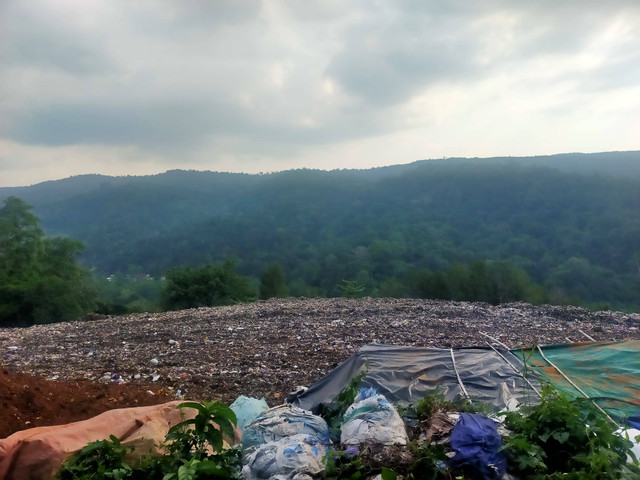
top-left (1, 298), bottom-right (636, 408)
top-left (341, 388), bottom-right (408, 446)
top-left (420, 411), bottom-right (458, 443)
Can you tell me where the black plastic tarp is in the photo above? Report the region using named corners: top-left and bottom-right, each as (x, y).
top-left (290, 344), bottom-right (540, 412)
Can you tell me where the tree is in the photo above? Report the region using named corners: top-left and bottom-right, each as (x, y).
top-left (259, 262), bottom-right (288, 299)
top-left (0, 197), bottom-right (95, 326)
top-left (161, 259), bottom-right (256, 310)
top-left (338, 279), bottom-right (366, 298)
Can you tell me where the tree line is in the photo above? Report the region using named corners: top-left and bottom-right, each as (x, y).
top-left (15, 162), bottom-right (636, 311)
top-left (1, 196), bottom-right (580, 328)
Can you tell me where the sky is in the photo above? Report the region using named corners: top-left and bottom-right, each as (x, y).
top-left (1, 0), bottom-right (639, 187)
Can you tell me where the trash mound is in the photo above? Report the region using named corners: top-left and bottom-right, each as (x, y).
top-left (0, 369), bottom-right (174, 439)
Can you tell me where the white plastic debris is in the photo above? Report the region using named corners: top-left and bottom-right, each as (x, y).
top-left (242, 434), bottom-right (329, 480)
top-left (242, 404), bottom-right (330, 452)
top-left (617, 427), bottom-right (640, 460)
top-left (340, 388), bottom-right (409, 446)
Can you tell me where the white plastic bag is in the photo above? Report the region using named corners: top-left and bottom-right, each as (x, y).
top-left (340, 388), bottom-right (408, 446)
top-left (242, 434), bottom-right (329, 480)
top-left (243, 404), bottom-right (330, 451)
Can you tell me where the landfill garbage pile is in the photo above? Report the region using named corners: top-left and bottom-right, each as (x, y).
top-left (2, 298), bottom-right (639, 437)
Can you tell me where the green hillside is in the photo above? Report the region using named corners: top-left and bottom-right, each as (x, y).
top-left (2, 152), bottom-right (639, 311)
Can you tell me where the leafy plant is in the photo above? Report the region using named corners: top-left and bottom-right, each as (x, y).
top-left (406, 443), bottom-right (452, 480)
top-left (57, 435), bottom-right (132, 480)
top-left (160, 448), bottom-right (242, 480)
top-left (317, 370), bottom-right (368, 438)
top-left (414, 388), bottom-right (488, 421)
top-left (323, 449), bottom-right (366, 480)
top-left (166, 401), bottom-right (238, 459)
top-left (501, 385), bottom-right (640, 479)
top-left (57, 402), bottom-right (242, 480)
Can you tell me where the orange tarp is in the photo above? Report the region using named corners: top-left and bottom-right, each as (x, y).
top-left (0, 400), bottom-right (240, 480)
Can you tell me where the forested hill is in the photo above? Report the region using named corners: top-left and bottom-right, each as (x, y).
top-left (1, 151), bottom-right (639, 310)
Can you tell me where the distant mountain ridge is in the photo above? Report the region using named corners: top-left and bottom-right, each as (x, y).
top-left (2, 150), bottom-right (639, 199)
top-left (1, 151), bottom-right (639, 309)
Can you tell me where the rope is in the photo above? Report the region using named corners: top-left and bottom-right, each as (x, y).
top-left (578, 329), bottom-right (596, 342)
top-left (479, 331), bottom-right (510, 350)
top-left (535, 345), bottom-right (619, 428)
top-left (485, 342), bottom-right (541, 398)
top-left (450, 348), bottom-right (470, 399)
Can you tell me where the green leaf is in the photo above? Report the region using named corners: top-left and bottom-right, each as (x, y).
top-left (177, 460), bottom-right (198, 480)
top-left (209, 404), bottom-right (238, 427)
top-left (381, 467), bottom-right (398, 480)
top-left (213, 417), bottom-right (236, 439)
top-left (179, 402), bottom-right (210, 417)
top-left (552, 431), bottom-right (571, 444)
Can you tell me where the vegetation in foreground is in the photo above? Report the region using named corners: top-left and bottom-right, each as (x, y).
top-left (60, 386), bottom-right (640, 479)
top-left (57, 401), bottom-right (242, 480)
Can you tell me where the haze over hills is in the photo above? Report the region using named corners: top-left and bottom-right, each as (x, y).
top-left (1, 151), bottom-right (639, 310)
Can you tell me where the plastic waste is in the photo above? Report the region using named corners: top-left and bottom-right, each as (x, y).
top-left (628, 415), bottom-right (640, 430)
top-left (340, 387), bottom-right (408, 446)
top-left (242, 433), bottom-right (329, 480)
top-left (449, 412), bottom-right (507, 480)
top-left (617, 427), bottom-right (640, 460)
top-left (230, 395), bottom-right (269, 432)
top-left (243, 404), bottom-right (330, 451)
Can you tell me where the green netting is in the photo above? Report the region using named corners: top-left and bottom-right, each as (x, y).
top-left (514, 340), bottom-right (640, 424)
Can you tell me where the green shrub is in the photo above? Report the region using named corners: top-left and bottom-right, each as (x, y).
top-left (57, 435), bottom-right (132, 480)
top-left (501, 386), bottom-right (640, 479)
top-left (57, 401), bottom-right (241, 480)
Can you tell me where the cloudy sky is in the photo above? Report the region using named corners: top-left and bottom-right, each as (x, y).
top-left (1, 0), bottom-right (639, 187)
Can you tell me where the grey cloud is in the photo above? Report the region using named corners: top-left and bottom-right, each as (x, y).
top-left (6, 100), bottom-right (247, 148)
top-left (2, 0), bottom-right (640, 174)
top-left (0, 2), bottom-right (112, 74)
top-left (6, 98), bottom-right (388, 155)
top-left (328, 38), bottom-right (478, 106)
top-left (326, 8), bottom-right (481, 105)
top-left (2, 34), bottom-right (108, 75)
top-left (326, 1), bottom-right (640, 107)
top-left (130, 0), bottom-right (262, 39)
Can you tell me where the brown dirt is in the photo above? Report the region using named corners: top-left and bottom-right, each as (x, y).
top-left (2, 298), bottom-right (639, 440)
top-left (0, 369), bottom-right (173, 438)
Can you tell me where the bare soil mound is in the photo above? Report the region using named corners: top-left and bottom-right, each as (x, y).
top-left (0, 369), bottom-right (173, 438)
top-left (2, 298), bottom-right (639, 438)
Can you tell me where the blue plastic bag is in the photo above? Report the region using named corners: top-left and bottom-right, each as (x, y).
top-left (449, 413), bottom-right (506, 479)
top-left (628, 414), bottom-right (640, 430)
top-left (230, 395), bottom-right (269, 432)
